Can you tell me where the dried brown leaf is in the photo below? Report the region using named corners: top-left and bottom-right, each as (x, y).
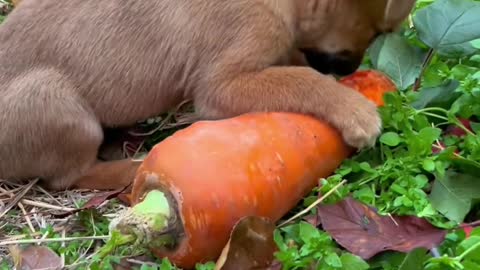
top-left (51, 184), bottom-right (130, 218)
top-left (16, 245), bottom-right (62, 270)
top-left (215, 216), bottom-right (277, 270)
top-left (317, 196), bottom-right (447, 259)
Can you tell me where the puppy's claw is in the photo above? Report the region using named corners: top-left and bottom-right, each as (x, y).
top-left (338, 102), bottom-right (382, 150)
top-left (342, 122), bottom-right (381, 150)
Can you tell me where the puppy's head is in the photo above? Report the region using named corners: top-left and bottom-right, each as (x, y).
top-left (296, 0), bottom-right (416, 75)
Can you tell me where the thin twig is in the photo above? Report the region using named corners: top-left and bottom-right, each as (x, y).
top-left (0, 235), bottom-right (109, 246)
top-left (413, 48), bottom-right (435, 92)
top-left (388, 213), bottom-right (399, 226)
top-left (1, 184), bottom-right (36, 233)
top-left (35, 185), bottom-right (64, 206)
top-left (278, 180), bottom-right (347, 227)
top-left (126, 258), bottom-right (158, 267)
top-left (0, 226), bottom-right (66, 241)
top-left (20, 199), bottom-right (75, 212)
top-left (461, 220), bottom-right (480, 228)
top-left (17, 202), bottom-right (35, 233)
top-left (61, 229), bottom-right (66, 267)
top-left (0, 178), bottom-right (39, 219)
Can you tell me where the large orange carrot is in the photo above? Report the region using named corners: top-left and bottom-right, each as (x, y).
top-left (110, 70), bottom-right (396, 269)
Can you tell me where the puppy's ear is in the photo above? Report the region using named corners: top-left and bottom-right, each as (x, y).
top-left (383, 0), bottom-right (416, 25)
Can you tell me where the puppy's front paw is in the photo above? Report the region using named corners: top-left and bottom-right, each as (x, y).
top-left (335, 98), bottom-right (382, 149)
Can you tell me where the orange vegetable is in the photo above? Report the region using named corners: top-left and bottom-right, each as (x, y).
top-left (339, 70), bottom-right (396, 106)
top-left (112, 70), bottom-right (396, 269)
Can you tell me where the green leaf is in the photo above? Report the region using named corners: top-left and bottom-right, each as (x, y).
top-left (450, 156), bottom-right (480, 177)
top-left (439, 41), bottom-right (478, 57)
top-left (451, 64), bottom-right (478, 81)
top-left (423, 159), bottom-right (436, 172)
top-left (472, 38), bottom-right (480, 48)
top-left (411, 80), bottom-right (461, 110)
top-left (368, 33), bottom-right (424, 90)
top-left (419, 127), bottom-right (442, 143)
top-left (429, 171), bottom-right (480, 223)
top-left (404, 127), bottom-right (442, 156)
top-left (423, 61), bottom-right (450, 87)
top-left (298, 222), bottom-right (320, 244)
top-left (340, 253), bottom-right (369, 270)
top-left (399, 248), bottom-right (431, 270)
top-left (457, 235), bottom-right (480, 257)
top-left (195, 262), bottom-right (215, 270)
top-left (159, 259), bottom-right (177, 270)
top-left (413, 0), bottom-right (480, 55)
top-left (380, 132), bottom-right (402, 146)
top-left (463, 260), bottom-right (480, 270)
top-left (471, 122), bottom-right (480, 134)
top-left (325, 252), bottom-right (342, 268)
top-left (273, 230), bottom-right (288, 251)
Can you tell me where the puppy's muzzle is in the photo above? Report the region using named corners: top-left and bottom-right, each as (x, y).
top-left (300, 49), bottom-right (362, 76)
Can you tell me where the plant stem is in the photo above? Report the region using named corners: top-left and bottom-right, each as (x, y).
top-left (358, 175), bottom-right (381, 186)
top-left (413, 48), bottom-right (435, 92)
top-left (455, 241), bottom-right (480, 261)
top-left (462, 220), bottom-right (480, 228)
top-left (452, 119), bottom-right (476, 136)
top-left (0, 235), bottom-right (109, 246)
top-left (96, 232), bottom-right (136, 259)
top-left (278, 180), bottom-right (347, 227)
top-left (420, 112), bottom-right (449, 121)
top-left (417, 107), bottom-right (449, 114)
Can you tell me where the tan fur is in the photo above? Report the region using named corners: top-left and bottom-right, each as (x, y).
top-left (0, 0), bottom-right (416, 190)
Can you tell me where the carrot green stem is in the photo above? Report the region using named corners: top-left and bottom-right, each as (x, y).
top-left (96, 231), bottom-right (136, 259)
top-left (101, 189), bottom-right (177, 258)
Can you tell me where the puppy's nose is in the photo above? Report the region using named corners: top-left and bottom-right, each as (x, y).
top-left (301, 49), bottom-right (362, 76)
top-left (337, 50), bottom-right (354, 58)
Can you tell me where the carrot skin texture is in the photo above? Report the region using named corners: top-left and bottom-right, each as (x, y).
top-left (129, 70), bottom-right (396, 268)
top-left (339, 70), bottom-right (397, 106)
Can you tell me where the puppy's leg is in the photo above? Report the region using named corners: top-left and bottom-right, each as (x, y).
top-left (0, 68), bottom-right (140, 190)
top-left (71, 159), bottom-right (141, 190)
top-left (196, 66), bottom-right (381, 149)
top-left (0, 68), bottom-right (136, 190)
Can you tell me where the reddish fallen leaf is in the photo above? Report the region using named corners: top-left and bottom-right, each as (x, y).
top-left (431, 140), bottom-right (461, 155)
top-left (317, 196), bottom-right (447, 260)
top-left (52, 184), bottom-right (130, 218)
top-left (445, 118), bottom-right (474, 137)
top-left (214, 216), bottom-right (277, 270)
top-left (303, 214), bottom-right (321, 227)
top-left (463, 225), bottom-right (473, 238)
top-left (14, 245), bottom-right (62, 270)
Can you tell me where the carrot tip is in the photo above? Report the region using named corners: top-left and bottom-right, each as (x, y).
top-left (110, 189), bottom-right (179, 250)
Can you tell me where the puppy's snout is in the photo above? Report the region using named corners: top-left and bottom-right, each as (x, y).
top-left (300, 49), bottom-right (362, 76)
top-left (337, 49), bottom-right (354, 58)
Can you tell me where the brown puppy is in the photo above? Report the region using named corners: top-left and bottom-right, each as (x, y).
top-left (0, 0), bottom-right (416, 190)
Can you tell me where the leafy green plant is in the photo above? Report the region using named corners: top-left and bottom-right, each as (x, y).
top-left (275, 0), bottom-right (480, 269)
top-left (274, 222), bottom-right (369, 270)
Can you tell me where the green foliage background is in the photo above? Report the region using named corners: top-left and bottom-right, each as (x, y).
top-left (273, 0), bottom-right (480, 269)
